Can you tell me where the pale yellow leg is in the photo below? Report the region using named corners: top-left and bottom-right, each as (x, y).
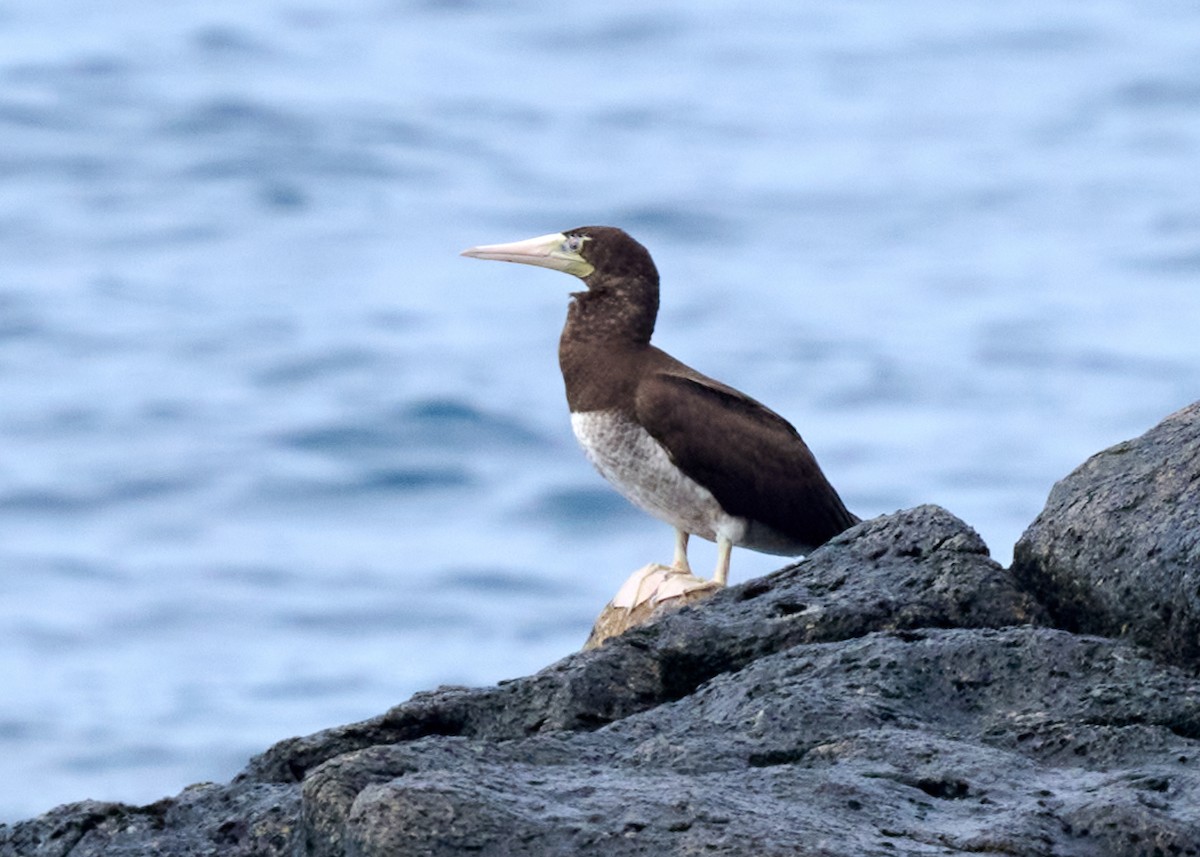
top-left (713, 536), bottom-right (733, 587)
top-left (672, 529), bottom-right (691, 573)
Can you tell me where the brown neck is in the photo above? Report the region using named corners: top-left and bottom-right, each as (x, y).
top-left (557, 274), bottom-right (659, 412)
top-left (562, 273), bottom-right (658, 346)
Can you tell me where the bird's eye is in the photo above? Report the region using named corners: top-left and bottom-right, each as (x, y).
top-left (563, 235), bottom-right (584, 253)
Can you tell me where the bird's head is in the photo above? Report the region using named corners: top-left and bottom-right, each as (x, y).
top-left (461, 226), bottom-right (657, 289)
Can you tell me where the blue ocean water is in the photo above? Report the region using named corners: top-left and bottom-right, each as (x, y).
top-left (2, 0), bottom-right (1199, 823)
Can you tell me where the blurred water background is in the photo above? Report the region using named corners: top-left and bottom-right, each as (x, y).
top-left (2, 0), bottom-right (1199, 823)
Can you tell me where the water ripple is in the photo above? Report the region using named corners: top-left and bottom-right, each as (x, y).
top-left (0, 476), bottom-right (195, 514)
top-left (279, 398), bottom-right (545, 457)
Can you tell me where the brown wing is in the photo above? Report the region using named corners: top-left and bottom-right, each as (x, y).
top-left (633, 369), bottom-right (857, 549)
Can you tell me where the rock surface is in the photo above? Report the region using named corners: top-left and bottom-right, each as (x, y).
top-left (4, 404), bottom-right (1200, 856)
top-left (1013, 401), bottom-right (1200, 666)
top-left (299, 626), bottom-right (1200, 857)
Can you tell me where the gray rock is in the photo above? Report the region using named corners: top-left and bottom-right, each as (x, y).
top-left (4, 502), bottom-right (1199, 856)
top-left (241, 504), bottom-right (1036, 787)
top-left (310, 627), bottom-right (1200, 857)
top-left (0, 784), bottom-right (299, 857)
top-left (1013, 401), bottom-right (1200, 666)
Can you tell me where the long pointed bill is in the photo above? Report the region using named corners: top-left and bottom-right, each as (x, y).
top-left (460, 232), bottom-right (594, 278)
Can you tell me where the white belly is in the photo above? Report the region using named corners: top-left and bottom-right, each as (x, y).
top-left (570, 409), bottom-right (747, 545)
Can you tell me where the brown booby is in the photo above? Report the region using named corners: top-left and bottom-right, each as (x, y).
top-left (461, 226), bottom-right (858, 587)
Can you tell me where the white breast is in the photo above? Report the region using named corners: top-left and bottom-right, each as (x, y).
top-left (570, 409), bottom-right (746, 545)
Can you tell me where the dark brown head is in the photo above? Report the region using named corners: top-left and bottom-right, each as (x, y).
top-left (462, 225), bottom-right (660, 345)
top-left (560, 226), bottom-right (658, 287)
top-left (461, 226), bottom-right (657, 290)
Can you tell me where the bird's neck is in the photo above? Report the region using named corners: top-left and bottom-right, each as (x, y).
top-left (561, 275), bottom-right (658, 347)
top-left (558, 275), bottom-right (658, 412)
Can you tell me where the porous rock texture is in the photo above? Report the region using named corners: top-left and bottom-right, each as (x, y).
top-left (5, 402), bottom-right (1200, 856)
top-left (1013, 400), bottom-right (1200, 666)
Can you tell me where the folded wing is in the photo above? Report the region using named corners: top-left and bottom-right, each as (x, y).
top-left (634, 367), bottom-right (857, 551)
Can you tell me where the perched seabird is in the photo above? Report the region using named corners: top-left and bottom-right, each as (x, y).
top-left (461, 226), bottom-right (858, 587)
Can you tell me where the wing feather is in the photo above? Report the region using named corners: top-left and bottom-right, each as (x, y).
top-left (634, 369), bottom-right (856, 549)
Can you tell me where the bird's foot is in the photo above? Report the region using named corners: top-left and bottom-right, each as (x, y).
top-left (611, 562), bottom-right (722, 611)
top-left (671, 529), bottom-right (693, 576)
top-left (585, 563), bottom-right (723, 649)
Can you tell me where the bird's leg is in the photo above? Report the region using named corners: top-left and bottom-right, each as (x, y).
top-left (713, 536), bottom-right (733, 587)
top-left (672, 529), bottom-right (692, 574)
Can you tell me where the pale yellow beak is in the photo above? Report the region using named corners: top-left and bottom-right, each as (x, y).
top-left (460, 232), bottom-right (594, 278)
